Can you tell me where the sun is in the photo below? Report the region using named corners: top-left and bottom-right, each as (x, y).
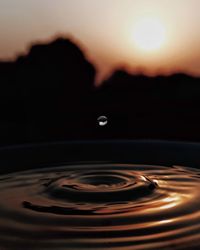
top-left (133, 17), bottom-right (166, 52)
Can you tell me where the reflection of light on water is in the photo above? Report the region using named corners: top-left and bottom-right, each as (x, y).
top-left (162, 192), bottom-right (194, 210)
top-left (144, 193), bottom-right (191, 213)
top-left (158, 219), bottom-right (173, 225)
top-left (161, 194), bottom-right (183, 210)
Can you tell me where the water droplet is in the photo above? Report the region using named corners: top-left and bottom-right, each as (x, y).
top-left (97, 116), bottom-right (108, 127)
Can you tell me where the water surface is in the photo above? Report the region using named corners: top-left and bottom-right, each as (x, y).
top-left (0, 163), bottom-right (200, 249)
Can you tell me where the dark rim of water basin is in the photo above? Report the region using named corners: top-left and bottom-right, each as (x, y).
top-left (0, 140), bottom-right (200, 174)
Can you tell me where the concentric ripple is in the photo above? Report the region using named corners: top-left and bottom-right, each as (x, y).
top-left (0, 164), bottom-right (200, 249)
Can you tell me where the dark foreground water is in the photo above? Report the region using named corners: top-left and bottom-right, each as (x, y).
top-left (0, 163), bottom-right (200, 250)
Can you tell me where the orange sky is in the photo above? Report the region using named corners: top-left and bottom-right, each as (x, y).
top-left (0, 0), bottom-right (199, 80)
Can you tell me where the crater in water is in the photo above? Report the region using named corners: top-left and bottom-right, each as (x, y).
top-left (0, 163), bottom-right (200, 249)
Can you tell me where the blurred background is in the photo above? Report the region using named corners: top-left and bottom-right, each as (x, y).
top-left (0, 0), bottom-right (199, 145)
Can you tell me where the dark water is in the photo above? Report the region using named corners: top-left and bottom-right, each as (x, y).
top-left (0, 164), bottom-right (200, 249)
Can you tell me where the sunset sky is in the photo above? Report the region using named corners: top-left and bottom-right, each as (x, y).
top-left (0, 0), bottom-right (199, 80)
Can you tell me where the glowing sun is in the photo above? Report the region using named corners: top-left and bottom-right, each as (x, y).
top-left (133, 17), bottom-right (166, 52)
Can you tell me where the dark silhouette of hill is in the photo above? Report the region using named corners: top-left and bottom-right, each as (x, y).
top-left (0, 37), bottom-right (200, 144)
top-left (0, 38), bottom-right (96, 144)
top-left (93, 70), bottom-right (200, 140)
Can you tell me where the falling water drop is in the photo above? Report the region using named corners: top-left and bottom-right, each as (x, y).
top-left (97, 116), bottom-right (108, 127)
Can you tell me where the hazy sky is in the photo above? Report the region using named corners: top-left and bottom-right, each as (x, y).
top-left (0, 0), bottom-right (199, 79)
